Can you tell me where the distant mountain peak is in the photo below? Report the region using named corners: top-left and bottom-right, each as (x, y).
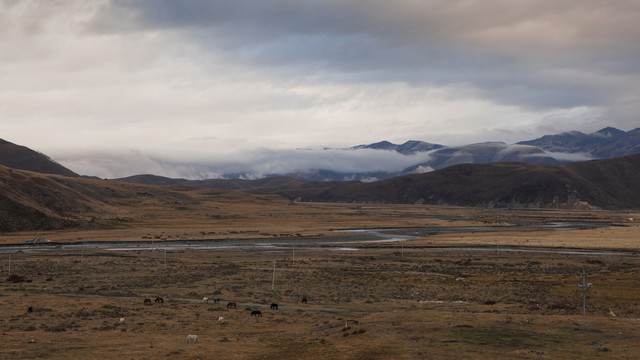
top-left (594, 127), bottom-right (624, 138)
top-left (517, 127), bottom-right (637, 159)
top-left (353, 140), bottom-right (444, 154)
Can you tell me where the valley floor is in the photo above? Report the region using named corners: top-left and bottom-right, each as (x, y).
top-left (1, 205), bottom-right (640, 359)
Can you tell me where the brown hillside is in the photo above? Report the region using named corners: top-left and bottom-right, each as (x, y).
top-left (0, 138), bottom-right (78, 177)
top-left (292, 154), bottom-right (640, 209)
top-left (0, 165), bottom-right (293, 233)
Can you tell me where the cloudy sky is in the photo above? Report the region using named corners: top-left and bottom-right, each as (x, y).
top-left (1, 0), bottom-right (639, 178)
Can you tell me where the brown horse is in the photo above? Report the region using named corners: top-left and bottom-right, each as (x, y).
top-left (155, 296), bottom-right (164, 303)
top-left (226, 302), bottom-right (237, 309)
top-left (301, 297), bottom-right (308, 304)
top-left (270, 303), bottom-right (278, 310)
top-left (144, 298), bottom-right (152, 305)
top-left (250, 310), bottom-right (262, 317)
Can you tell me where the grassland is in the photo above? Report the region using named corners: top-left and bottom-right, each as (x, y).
top-left (1, 202), bottom-right (640, 359)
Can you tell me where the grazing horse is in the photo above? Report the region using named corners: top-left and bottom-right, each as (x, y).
top-left (144, 298), bottom-right (152, 305)
top-left (155, 296), bottom-right (164, 303)
top-left (226, 302), bottom-right (237, 309)
top-left (202, 297), bottom-right (209, 304)
top-left (119, 317), bottom-right (126, 325)
top-left (250, 310), bottom-right (262, 317)
top-left (301, 298), bottom-right (308, 304)
top-left (187, 334), bottom-right (198, 343)
top-left (27, 306), bottom-right (33, 313)
top-left (213, 297), bottom-right (220, 304)
top-left (270, 303), bottom-right (278, 310)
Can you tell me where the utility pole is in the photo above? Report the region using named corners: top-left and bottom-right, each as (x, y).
top-left (271, 260), bottom-right (276, 290)
top-left (578, 270), bottom-right (592, 318)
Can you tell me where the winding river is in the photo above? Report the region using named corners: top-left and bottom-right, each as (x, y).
top-left (0, 221), bottom-right (631, 256)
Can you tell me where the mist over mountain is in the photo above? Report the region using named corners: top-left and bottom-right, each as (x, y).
top-left (277, 127), bottom-right (639, 181)
top-left (352, 140), bottom-right (445, 154)
top-left (0, 133), bottom-right (639, 233)
top-left (2, 127), bottom-right (639, 183)
top-left (517, 127), bottom-right (640, 158)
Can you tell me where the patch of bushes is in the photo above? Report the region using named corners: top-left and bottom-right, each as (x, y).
top-left (547, 301), bottom-right (576, 311)
top-left (6, 275), bottom-right (31, 283)
top-left (42, 322), bottom-right (75, 332)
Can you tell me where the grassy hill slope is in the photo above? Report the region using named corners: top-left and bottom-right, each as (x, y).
top-left (289, 154), bottom-right (640, 209)
top-left (0, 139), bottom-right (78, 177)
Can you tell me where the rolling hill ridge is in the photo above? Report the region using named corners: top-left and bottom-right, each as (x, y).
top-left (283, 154), bottom-right (640, 209)
top-left (0, 138), bottom-right (78, 177)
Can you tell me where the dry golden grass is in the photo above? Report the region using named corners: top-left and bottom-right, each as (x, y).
top-left (1, 203), bottom-right (640, 359)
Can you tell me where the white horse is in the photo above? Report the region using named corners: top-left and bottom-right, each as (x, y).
top-left (187, 334), bottom-right (198, 343)
top-left (202, 297), bottom-right (209, 303)
top-left (119, 318), bottom-right (125, 325)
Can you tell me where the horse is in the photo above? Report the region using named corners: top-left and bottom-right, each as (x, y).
top-left (301, 297), bottom-right (308, 304)
top-left (270, 303), bottom-right (278, 310)
top-left (202, 297), bottom-right (209, 304)
top-left (226, 302), bottom-right (237, 309)
top-left (250, 310), bottom-right (262, 317)
top-left (119, 317), bottom-right (126, 325)
top-left (155, 296), bottom-right (164, 303)
top-left (27, 306), bottom-right (33, 313)
top-left (144, 298), bottom-right (152, 305)
top-left (187, 334), bottom-right (198, 343)
top-left (213, 297), bottom-right (220, 304)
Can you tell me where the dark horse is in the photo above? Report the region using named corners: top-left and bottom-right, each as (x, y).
top-left (270, 303), bottom-right (278, 310)
top-left (155, 296), bottom-right (164, 303)
top-left (226, 302), bottom-right (237, 309)
top-left (301, 297), bottom-right (308, 304)
top-left (251, 310), bottom-right (262, 317)
top-left (143, 298), bottom-right (152, 305)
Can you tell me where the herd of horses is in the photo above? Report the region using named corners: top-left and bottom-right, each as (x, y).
top-left (29, 295), bottom-right (310, 316)
top-left (28, 295), bottom-right (314, 345)
top-left (141, 296), bottom-right (310, 317)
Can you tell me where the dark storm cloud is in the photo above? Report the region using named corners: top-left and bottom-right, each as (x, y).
top-left (83, 0), bottom-right (640, 114)
top-left (5, 1), bottom-right (640, 179)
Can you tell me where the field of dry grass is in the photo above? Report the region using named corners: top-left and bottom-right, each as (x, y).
top-left (1, 203), bottom-right (640, 359)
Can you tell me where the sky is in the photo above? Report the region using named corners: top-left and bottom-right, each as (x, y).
top-left (1, 0), bottom-right (639, 179)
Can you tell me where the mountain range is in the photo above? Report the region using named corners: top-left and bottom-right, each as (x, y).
top-left (339, 127), bottom-right (640, 181)
top-left (0, 127), bottom-right (639, 232)
top-left (1, 127), bottom-right (638, 182)
top-left (236, 127), bottom-right (639, 182)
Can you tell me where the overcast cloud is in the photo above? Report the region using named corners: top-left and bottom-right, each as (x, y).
top-left (1, 1), bottom-right (638, 178)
